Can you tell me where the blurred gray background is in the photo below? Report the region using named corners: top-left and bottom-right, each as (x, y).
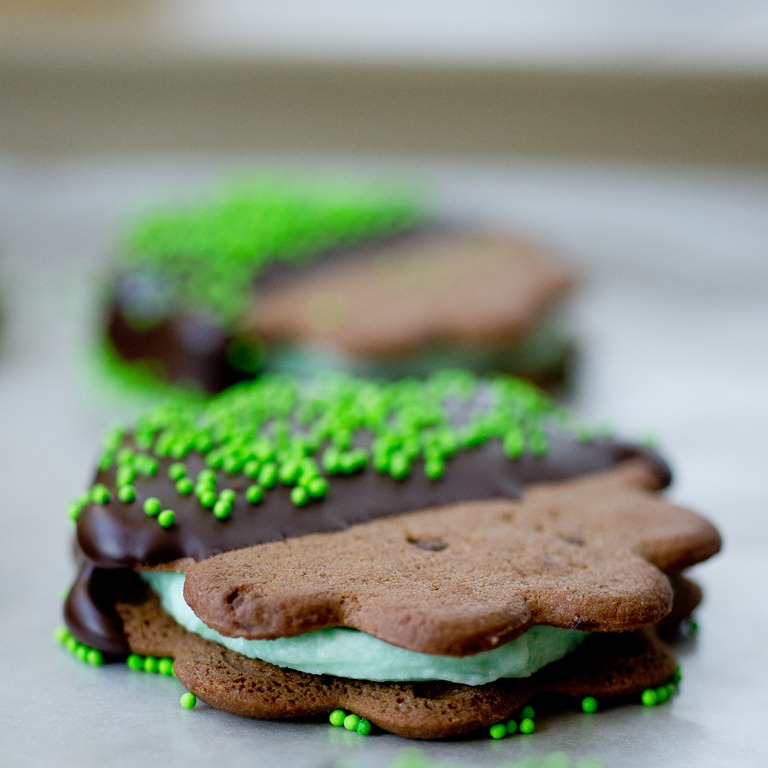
top-left (1, 3), bottom-right (767, 767)
top-left (2, 0), bottom-right (768, 167)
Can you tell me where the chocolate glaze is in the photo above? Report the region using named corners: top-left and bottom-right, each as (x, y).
top-left (65, 430), bottom-right (670, 653)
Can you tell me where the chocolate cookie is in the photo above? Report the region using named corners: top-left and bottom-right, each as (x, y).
top-left (62, 371), bottom-right (720, 738)
top-left (103, 181), bottom-right (574, 392)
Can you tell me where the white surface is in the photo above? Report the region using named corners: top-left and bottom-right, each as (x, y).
top-left (1, 156), bottom-right (767, 767)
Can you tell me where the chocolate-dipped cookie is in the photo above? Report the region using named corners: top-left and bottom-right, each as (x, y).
top-left (61, 371), bottom-right (720, 738)
top-left (102, 180), bottom-right (574, 392)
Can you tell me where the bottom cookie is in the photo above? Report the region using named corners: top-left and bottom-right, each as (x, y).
top-left (118, 592), bottom-right (680, 740)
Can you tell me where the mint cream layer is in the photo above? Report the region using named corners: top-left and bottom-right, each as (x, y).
top-left (143, 571), bottom-right (587, 686)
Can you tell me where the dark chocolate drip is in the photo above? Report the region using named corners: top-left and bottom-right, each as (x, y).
top-left (65, 431), bottom-right (669, 653)
top-left (64, 563), bottom-right (144, 657)
top-left (106, 307), bottom-right (239, 393)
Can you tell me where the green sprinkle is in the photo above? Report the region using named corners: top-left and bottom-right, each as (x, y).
top-left (98, 454), bottom-right (114, 472)
top-left (503, 430), bottom-right (525, 459)
top-left (199, 489), bottom-right (217, 508)
top-left (143, 656), bottom-right (158, 674)
top-left (206, 452), bottom-right (224, 470)
top-left (505, 719), bottom-right (518, 734)
top-left (170, 441), bottom-right (190, 460)
top-left (157, 509), bottom-right (176, 527)
top-left (127, 654), bottom-right (143, 671)
top-left (197, 468), bottom-right (216, 484)
top-left (86, 648), bottom-right (104, 666)
top-left (54, 626), bottom-right (70, 644)
top-left (655, 686), bottom-right (670, 703)
top-left (116, 466), bottom-right (136, 486)
top-left (175, 477), bottom-right (193, 495)
top-left (75, 645), bottom-right (88, 662)
top-left (253, 441), bottom-right (275, 462)
top-left (373, 452), bottom-right (390, 473)
top-left (223, 456), bottom-right (243, 475)
top-left (355, 718), bottom-right (372, 736)
top-left (168, 462), bottom-right (187, 480)
top-left (322, 448), bottom-right (341, 474)
top-left (389, 453), bottom-right (411, 480)
top-left (279, 460), bottom-right (301, 485)
top-left (520, 705), bottom-right (535, 720)
top-left (339, 449), bottom-right (367, 474)
top-left (343, 714), bottom-right (360, 731)
top-left (424, 458), bottom-right (445, 480)
top-left (219, 488), bottom-right (236, 503)
top-left (143, 497), bottom-right (162, 517)
top-left (180, 692), bottom-right (197, 710)
top-left (306, 476), bottom-right (328, 499)
top-left (581, 696), bottom-right (598, 714)
top-left (135, 456), bottom-right (159, 476)
top-left (213, 500), bottom-right (232, 520)
top-left (290, 486), bottom-right (309, 507)
top-left (246, 485), bottom-right (264, 504)
top-left (519, 717), bottom-right (535, 734)
top-left (244, 460), bottom-right (261, 478)
top-left (158, 657), bottom-right (174, 676)
top-left (641, 689), bottom-right (658, 707)
top-left (116, 446), bottom-right (135, 463)
top-left (329, 709), bottom-right (346, 727)
top-left (117, 485), bottom-right (136, 503)
top-left (90, 484), bottom-right (111, 505)
top-left (258, 463), bottom-right (278, 489)
top-left (489, 723), bottom-right (507, 739)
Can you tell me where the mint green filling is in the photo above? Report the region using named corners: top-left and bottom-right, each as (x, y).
top-left (142, 571), bottom-right (586, 686)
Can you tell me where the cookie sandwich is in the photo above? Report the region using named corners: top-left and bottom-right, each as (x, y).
top-left (62, 371), bottom-right (720, 738)
top-left (103, 179), bottom-right (574, 393)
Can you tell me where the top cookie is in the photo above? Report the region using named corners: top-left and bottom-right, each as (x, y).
top-left (103, 179), bottom-right (574, 392)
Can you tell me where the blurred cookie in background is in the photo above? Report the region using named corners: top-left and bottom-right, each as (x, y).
top-left (102, 178), bottom-right (575, 393)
